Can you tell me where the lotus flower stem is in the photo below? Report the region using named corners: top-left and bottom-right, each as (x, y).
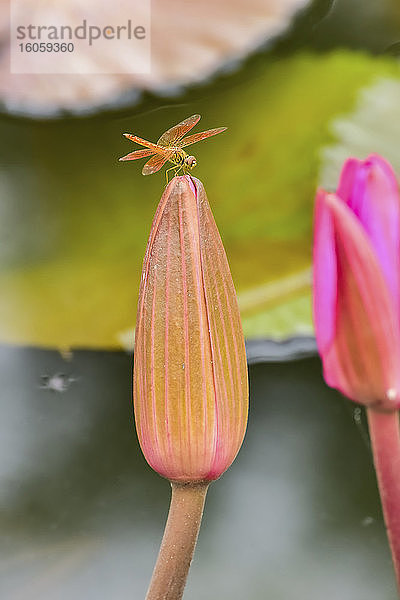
top-left (145, 482), bottom-right (209, 600)
top-left (367, 408), bottom-right (400, 590)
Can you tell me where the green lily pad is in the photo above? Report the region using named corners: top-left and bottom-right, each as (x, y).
top-left (0, 51), bottom-right (399, 349)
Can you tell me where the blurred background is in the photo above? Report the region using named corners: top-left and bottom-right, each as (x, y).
top-left (1, 0), bottom-right (400, 598)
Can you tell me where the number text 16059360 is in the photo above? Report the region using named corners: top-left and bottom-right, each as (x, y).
top-left (19, 42), bottom-right (74, 52)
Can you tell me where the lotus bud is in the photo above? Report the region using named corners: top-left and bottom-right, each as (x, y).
top-left (133, 175), bottom-right (248, 482)
top-left (313, 154), bottom-right (400, 411)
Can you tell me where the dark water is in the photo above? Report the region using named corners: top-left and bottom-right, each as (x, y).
top-left (281, 0), bottom-right (400, 54)
top-left (0, 347), bottom-right (396, 599)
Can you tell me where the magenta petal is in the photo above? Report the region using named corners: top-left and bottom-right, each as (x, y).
top-left (313, 190), bottom-right (337, 353)
top-left (338, 155), bottom-right (400, 316)
top-left (337, 157), bottom-right (363, 203)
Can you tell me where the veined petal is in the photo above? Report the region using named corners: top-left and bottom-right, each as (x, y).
top-left (134, 176), bottom-right (248, 482)
top-left (313, 190), bottom-right (337, 353)
top-left (195, 177), bottom-right (248, 479)
top-left (316, 193), bottom-right (400, 410)
top-left (337, 155), bottom-right (400, 316)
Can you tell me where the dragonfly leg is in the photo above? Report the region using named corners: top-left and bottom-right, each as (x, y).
top-left (174, 164), bottom-right (185, 178)
top-left (165, 165), bottom-right (180, 183)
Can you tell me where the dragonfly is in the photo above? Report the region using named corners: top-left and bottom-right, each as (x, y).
top-left (119, 114), bottom-right (226, 179)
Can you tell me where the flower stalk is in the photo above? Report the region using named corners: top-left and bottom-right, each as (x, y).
top-left (145, 482), bottom-right (209, 600)
top-left (367, 408), bottom-right (400, 590)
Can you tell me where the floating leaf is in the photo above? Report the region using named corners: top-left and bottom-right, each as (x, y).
top-left (1, 0), bottom-right (310, 117)
top-left (0, 51), bottom-right (399, 348)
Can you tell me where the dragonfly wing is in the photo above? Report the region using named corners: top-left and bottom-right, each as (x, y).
top-left (119, 149), bottom-right (155, 161)
top-left (142, 151), bottom-right (173, 175)
top-left (123, 133), bottom-right (162, 153)
top-left (180, 127), bottom-right (227, 148)
top-left (157, 115), bottom-right (201, 147)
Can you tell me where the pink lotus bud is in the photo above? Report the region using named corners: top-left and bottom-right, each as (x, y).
top-left (313, 154), bottom-right (400, 411)
top-left (134, 176), bottom-right (248, 482)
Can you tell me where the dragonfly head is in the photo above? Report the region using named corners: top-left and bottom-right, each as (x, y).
top-left (185, 155), bottom-right (197, 170)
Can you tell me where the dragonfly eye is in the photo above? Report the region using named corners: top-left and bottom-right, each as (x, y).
top-left (186, 156), bottom-right (197, 168)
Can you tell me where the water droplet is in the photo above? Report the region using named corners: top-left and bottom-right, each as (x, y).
top-left (386, 388), bottom-right (397, 401)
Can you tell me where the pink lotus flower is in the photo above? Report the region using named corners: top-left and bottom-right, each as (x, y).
top-left (313, 154), bottom-right (400, 411)
top-left (134, 175), bottom-right (248, 482)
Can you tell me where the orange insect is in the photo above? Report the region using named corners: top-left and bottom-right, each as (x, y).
top-left (119, 114), bottom-right (226, 179)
